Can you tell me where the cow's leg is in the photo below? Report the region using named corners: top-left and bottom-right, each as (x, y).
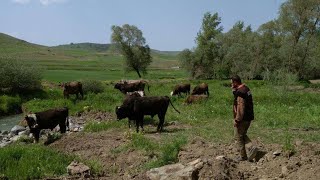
top-left (140, 117), bottom-right (144, 132)
top-left (157, 114), bottom-right (165, 132)
top-left (33, 129), bottom-right (41, 143)
top-left (128, 119), bottom-right (131, 128)
top-left (59, 123), bottom-right (66, 133)
top-left (76, 93), bottom-right (79, 100)
top-left (80, 90), bottom-right (84, 99)
top-left (136, 118), bottom-right (140, 132)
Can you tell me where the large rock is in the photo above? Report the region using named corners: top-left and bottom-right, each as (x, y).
top-left (10, 125), bottom-right (26, 135)
top-left (146, 158), bottom-right (204, 180)
top-left (67, 161), bottom-right (90, 176)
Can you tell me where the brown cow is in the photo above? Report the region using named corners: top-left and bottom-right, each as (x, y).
top-left (191, 83), bottom-right (209, 96)
top-left (185, 95), bottom-right (208, 104)
top-left (114, 80), bottom-right (149, 94)
top-left (170, 83), bottom-right (190, 96)
top-left (60, 81), bottom-right (83, 99)
top-left (24, 107), bottom-right (69, 143)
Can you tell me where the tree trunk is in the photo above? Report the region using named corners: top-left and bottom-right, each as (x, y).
top-left (135, 69), bottom-right (142, 78)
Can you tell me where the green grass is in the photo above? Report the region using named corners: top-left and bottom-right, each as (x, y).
top-left (0, 144), bottom-right (73, 180)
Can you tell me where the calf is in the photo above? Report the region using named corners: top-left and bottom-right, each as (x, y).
top-left (191, 83), bottom-right (209, 96)
top-left (185, 95), bottom-right (208, 104)
top-left (115, 96), bottom-right (180, 132)
top-left (170, 83), bottom-right (190, 96)
top-left (24, 107), bottom-right (69, 143)
top-left (60, 81), bottom-right (83, 99)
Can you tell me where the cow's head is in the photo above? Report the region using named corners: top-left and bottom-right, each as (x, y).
top-left (114, 83), bottom-right (122, 90)
top-left (24, 114), bottom-right (39, 129)
top-left (115, 105), bottom-right (129, 120)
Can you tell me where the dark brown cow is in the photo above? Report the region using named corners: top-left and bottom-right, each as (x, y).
top-left (191, 83), bottom-right (209, 96)
top-left (115, 96), bottom-right (180, 132)
top-left (24, 107), bottom-right (69, 143)
top-left (114, 80), bottom-right (149, 94)
top-left (185, 95), bottom-right (208, 104)
top-left (171, 83), bottom-right (190, 96)
top-left (60, 81), bottom-right (83, 99)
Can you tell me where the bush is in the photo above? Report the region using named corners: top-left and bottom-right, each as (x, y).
top-left (0, 58), bottom-right (43, 94)
top-left (0, 95), bottom-right (21, 115)
top-left (82, 79), bottom-right (104, 94)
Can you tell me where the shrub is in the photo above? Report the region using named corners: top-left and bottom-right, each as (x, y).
top-left (0, 58), bottom-right (43, 94)
top-left (0, 95), bottom-right (21, 115)
top-left (82, 79), bottom-right (104, 94)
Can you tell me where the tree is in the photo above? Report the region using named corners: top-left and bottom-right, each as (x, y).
top-left (111, 24), bottom-right (152, 78)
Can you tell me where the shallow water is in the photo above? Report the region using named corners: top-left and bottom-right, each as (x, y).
top-left (0, 114), bottom-right (23, 131)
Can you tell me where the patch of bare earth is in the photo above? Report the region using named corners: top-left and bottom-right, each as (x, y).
top-left (48, 113), bottom-right (320, 179)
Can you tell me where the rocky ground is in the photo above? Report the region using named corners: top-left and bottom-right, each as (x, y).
top-left (49, 111), bottom-right (320, 180)
top-left (2, 110), bottom-right (320, 179)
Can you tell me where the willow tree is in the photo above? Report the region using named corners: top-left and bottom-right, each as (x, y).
top-left (111, 24), bottom-right (152, 78)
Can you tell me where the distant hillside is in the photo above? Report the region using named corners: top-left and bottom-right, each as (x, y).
top-left (0, 32), bottom-right (180, 62)
top-left (53, 43), bottom-right (113, 53)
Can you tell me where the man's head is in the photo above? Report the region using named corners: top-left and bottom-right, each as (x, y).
top-left (231, 75), bottom-right (242, 88)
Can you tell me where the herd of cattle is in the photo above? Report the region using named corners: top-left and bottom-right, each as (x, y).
top-left (24, 80), bottom-right (210, 142)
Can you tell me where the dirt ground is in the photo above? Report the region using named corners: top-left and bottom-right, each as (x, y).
top-left (48, 113), bottom-right (320, 180)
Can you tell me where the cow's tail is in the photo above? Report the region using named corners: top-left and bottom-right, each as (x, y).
top-left (168, 97), bottom-right (180, 114)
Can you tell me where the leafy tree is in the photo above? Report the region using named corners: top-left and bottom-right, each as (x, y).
top-left (111, 24), bottom-right (152, 78)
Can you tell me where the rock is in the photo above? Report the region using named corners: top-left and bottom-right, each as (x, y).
top-left (215, 155), bottom-right (227, 160)
top-left (10, 135), bottom-right (21, 142)
top-left (146, 158), bottom-right (203, 180)
top-left (273, 151), bottom-right (281, 156)
top-left (18, 129), bottom-right (30, 136)
top-left (67, 161), bottom-right (90, 176)
top-left (281, 166), bottom-right (288, 176)
top-left (11, 125), bottom-right (26, 135)
top-left (2, 131), bottom-right (9, 135)
top-left (0, 135), bottom-right (4, 141)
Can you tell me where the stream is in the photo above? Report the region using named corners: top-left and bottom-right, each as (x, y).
top-left (0, 114), bottom-right (23, 131)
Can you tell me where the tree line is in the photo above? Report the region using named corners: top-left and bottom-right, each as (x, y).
top-left (179, 0), bottom-right (320, 80)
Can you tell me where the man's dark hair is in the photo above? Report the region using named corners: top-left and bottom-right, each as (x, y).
top-left (231, 75), bottom-right (242, 84)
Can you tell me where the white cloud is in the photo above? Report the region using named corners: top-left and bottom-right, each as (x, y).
top-left (39, 0), bottom-right (67, 6)
top-left (12, 0), bottom-right (31, 4)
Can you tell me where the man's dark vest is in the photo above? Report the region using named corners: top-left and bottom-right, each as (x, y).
top-left (233, 85), bottom-right (254, 121)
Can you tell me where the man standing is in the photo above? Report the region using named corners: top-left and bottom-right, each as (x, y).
top-left (231, 75), bottom-right (257, 161)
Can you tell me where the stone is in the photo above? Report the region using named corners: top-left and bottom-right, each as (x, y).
top-left (281, 166), bottom-right (289, 176)
top-left (67, 161), bottom-right (90, 176)
top-left (215, 155), bottom-right (227, 160)
top-left (11, 125), bottom-right (26, 135)
top-left (2, 131), bottom-right (9, 135)
top-left (295, 140), bottom-right (304, 146)
top-left (273, 151), bottom-right (281, 156)
top-left (146, 159), bottom-right (204, 180)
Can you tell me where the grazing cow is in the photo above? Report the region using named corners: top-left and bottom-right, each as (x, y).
top-left (115, 96), bottom-right (180, 132)
top-left (191, 83), bottom-right (209, 96)
top-left (114, 80), bottom-right (149, 94)
top-left (24, 107), bottom-right (69, 143)
top-left (185, 95), bottom-right (208, 104)
top-left (60, 81), bottom-right (83, 99)
top-left (170, 83), bottom-right (191, 96)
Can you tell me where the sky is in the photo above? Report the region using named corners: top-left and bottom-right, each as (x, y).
top-left (0, 0), bottom-right (286, 51)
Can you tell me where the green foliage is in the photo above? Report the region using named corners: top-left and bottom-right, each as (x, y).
top-left (0, 95), bottom-right (21, 115)
top-left (82, 79), bottom-right (105, 94)
top-left (0, 144), bottom-right (73, 180)
top-left (181, 0), bottom-right (320, 80)
top-left (111, 24), bottom-right (152, 78)
top-left (0, 58), bottom-right (43, 94)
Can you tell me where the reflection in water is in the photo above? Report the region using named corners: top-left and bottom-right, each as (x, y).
top-left (0, 114), bottom-right (24, 131)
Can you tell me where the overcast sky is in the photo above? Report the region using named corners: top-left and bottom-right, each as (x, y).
top-left (0, 0), bottom-right (286, 51)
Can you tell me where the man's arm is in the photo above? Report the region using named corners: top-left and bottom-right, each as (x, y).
top-left (235, 96), bottom-right (245, 122)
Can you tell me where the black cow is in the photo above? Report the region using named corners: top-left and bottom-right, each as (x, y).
top-left (115, 96), bottom-right (180, 132)
top-left (171, 83), bottom-right (190, 96)
top-left (114, 80), bottom-right (149, 94)
top-left (191, 83), bottom-right (209, 96)
top-left (24, 107), bottom-right (69, 143)
top-left (60, 81), bottom-right (83, 99)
